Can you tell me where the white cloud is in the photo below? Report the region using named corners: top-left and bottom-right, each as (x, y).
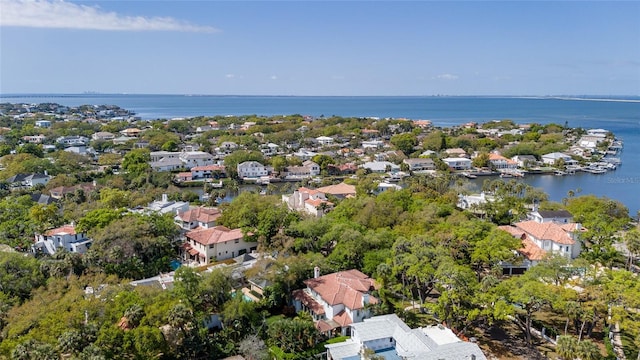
top-left (0, 0), bottom-right (217, 33)
top-left (270, 75), bottom-right (278, 80)
top-left (225, 74), bottom-right (236, 79)
top-left (434, 73), bottom-right (459, 80)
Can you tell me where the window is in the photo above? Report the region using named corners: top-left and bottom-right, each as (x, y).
top-left (235, 239), bottom-right (240, 244)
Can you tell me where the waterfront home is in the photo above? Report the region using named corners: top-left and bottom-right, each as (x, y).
top-left (586, 128), bottom-right (609, 138)
top-left (403, 158), bottom-right (436, 172)
top-left (488, 153), bottom-right (518, 170)
top-left (511, 154), bottom-right (538, 168)
top-left (175, 206), bottom-right (221, 230)
top-left (283, 160), bottom-right (321, 180)
top-left (325, 314), bottom-right (487, 360)
top-left (179, 151), bottom-right (215, 169)
top-left (182, 226), bottom-right (257, 265)
top-left (33, 224), bottom-right (92, 255)
top-left (237, 161), bottom-right (268, 179)
top-left (528, 208), bottom-right (574, 224)
top-left (442, 157), bottom-right (472, 170)
top-left (144, 194), bottom-right (190, 215)
top-left (292, 268), bottom-right (379, 336)
top-left (361, 161), bottom-right (400, 173)
top-left (190, 164), bottom-right (226, 180)
top-left (282, 187), bottom-right (333, 217)
top-left (457, 192), bottom-right (495, 211)
top-left (541, 152), bottom-right (573, 165)
top-left (150, 157), bottom-right (184, 172)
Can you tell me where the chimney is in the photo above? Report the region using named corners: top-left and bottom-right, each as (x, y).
top-left (314, 266), bottom-right (320, 279)
top-left (162, 193), bottom-right (168, 203)
top-left (362, 293), bottom-right (369, 306)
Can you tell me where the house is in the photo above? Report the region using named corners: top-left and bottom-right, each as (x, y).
top-left (488, 153), bottom-right (518, 170)
top-left (91, 132), bottom-right (116, 141)
top-left (179, 151), bottom-right (215, 169)
top-left (361, 140), bottom-right (385, 149)
top-left (261, 143), bottom-right (280, 156)
top-left (150, 151), bottom-right (181, 162)
top-left (327, 163), bottom-right (357, 176)
top-left (33, 224), bottom-right (92, 255)
top-left (457, 192), bottom-right (495, 211)
top-left (292, 269), bottom-right (379, 336)
top-left (361, 161), bottom-right (400, 173)
top-left (325, 314), bottom-right (487, 360)
top-left (284, 160), bottom-right (320, 179)
top-left (442, 157), bottom-right (472, 170)
top-left (190, 165), bottom-right (226, 180)
top-left (22, 135), bottom-right (46, 143)
top-left (445, 148), bottom-right (468, 158)
top-left (145, 194), bottom-right (190, 215)
top-left (403, 158), bottom-right (435, 172)
top-left (120, 128), bottom-right (142, 137)
top-left (586, 128), bottom-right (609, 138)
top-left (316, 136), bottom-right (334, 146)
top-left (282, 187), bottom-right (333, 217)
top-left (6, 173), bottom-right (50, 188)
top-left (541, 152), bottom-right (573, 165)
top-left (175, 207), bottom-right (222, 230)
top-left (499, 220), bottom-right (584, 274)
top-left (182, 226), bottom-right (257, 265)
top-left (237, 161), bottom-right (268, 178)
top-left (35, 120), bottom-right (51, 128)
top-left (376, 182), bottom-right (402, 194)
top-left (56, 136), bottom-right (89, 147)
top-left (511, 155), bottom-right (538, 168)
top-left (413, 119), bottom-right (432, 129)
top-left (315, 182), bottom-right (356, 199)
top-left (528, 209), bottom-right (574, 224)
top-left (292, 148), bottom-right (318, 161)
top-left (150, 157), bottom-right (184, 172)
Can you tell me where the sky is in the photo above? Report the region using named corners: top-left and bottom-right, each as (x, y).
top-left (1, 0), bottom-right (639, 96)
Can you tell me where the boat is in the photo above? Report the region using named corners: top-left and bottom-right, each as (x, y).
top-left (499, 173), bottom-right (513, 178)
top-left (554, 170), bottom-right (566, 176)
top-left (461, 172), bottom-right (477, 179)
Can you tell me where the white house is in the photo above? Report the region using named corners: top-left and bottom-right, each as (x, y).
top-left (6, 173), bottom-right (50, 188)
top-left (457, 192), bottom-right (495, 210)
top-left (282, 187), bottom-right (333, 217)
top-left (190, 165), bottom-right (226, 180)
top-left (91, 132), bottom-right (116, 141)
top-left (316, 136), bottom-right (335, 146)
top-left (182, 226), bottom-right (257, 265)
top-left (35, 120), bottom-right (51, 128)
top-left (488, 153), bottom-right (518, 170)
top-left (145, 194), bottom-right (190, 215)
top-left (260, 143), bottom-right (281, 156)
top-left (56, 136), bottom-right (89, 147)
top-left (541, 152), bottom-right (573, 165)
top-left (402, 158), bottom-right (435, 171)
top-left (293, 148), bottom-right (318, 161)
top-left (361, 161), bottom-right (400, 173)
top-left (528, 209), bottom-right (574, 224)
top-left (293, 269), bottom-right (379, 336)
top-left (325, 314), bottom-right (487, 360)
top-left (511, 155), bottom-right (538, 168)
top-left (33, 224), bottom-right (92, 255)
top-left (237, 161), bottom-right (268, 178)
top-left (442, 157), bottom-right (472, 170)
top-left (499, 220), bottom-right (584, 274)
top-left (179, 151), bottom-right (215, 169)
top-left (361, 140), bottom-right (385, 149)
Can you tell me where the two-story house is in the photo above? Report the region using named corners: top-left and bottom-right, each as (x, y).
top-left (284, 160), bottom-right (321, 179)
top-left (179, 151), bottom-right (215, 169)
top-left (237, 161), bottom-right (268, 178)
top-left (182, 226), bottom-right (257, 265)
top-left (282, 187), bottom-right (333, 217)
top-left (442, 157), bottom-right (472, 170)
top-left (33, 224), bottom-right (92, 255)
top-left (293, 269), bottom-right (379, 336)
top-left (402, 158), bottom-right (436, 172)
top-left (175, 207), bottom-right (222, 230)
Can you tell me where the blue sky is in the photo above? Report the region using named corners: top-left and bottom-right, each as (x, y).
top-left (1, 1), bottom-right (639, 96)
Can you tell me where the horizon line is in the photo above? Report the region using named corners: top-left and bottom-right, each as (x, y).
top-left (1, 93), bottom-right (639, 98)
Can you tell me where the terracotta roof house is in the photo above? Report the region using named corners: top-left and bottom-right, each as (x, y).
top-left (499, 219), bottom-right (584, 275)
top-left (315, 182), bottom-right (356, 199)
top-left (33, 224), bottom-right (92, 255)
top-left (293, 268), bottom-right (379, 336)
top-left (282, 187), bottom-right (333, 217)
top-left (175, 207), bottom-right (222, 230)
top-left (182, 226), bottom-right (257, 265)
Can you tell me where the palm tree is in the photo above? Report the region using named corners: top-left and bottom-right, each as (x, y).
top-left (577, 339), bottom-right (601, 360)
top-left (624, 229), bottom-right (640, 270)
top-left (556, 335), bottom-right (578, 360)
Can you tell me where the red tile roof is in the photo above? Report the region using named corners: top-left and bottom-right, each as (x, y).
top-left (305, 198), bottom-right (332, 208)
top-left (191, 165), bottom-right (226, 172)
top-left (304, 270), bottom-right (378, 311)
top-left (292, 289), bottom-right (325, 315)
top-left (333, 310), bottom-right (353, 327)
top-left (178, 207), bottom-right (221, 224)
top-left (513, 220), bottom-right (576, 245)
top-left (186, 226), bottom-right (244, 246)
top-left (519, 237), bottom-right (547, 261)
top-left (315, 182), bottom-right (356, 197)
top-left (44, 224), bottom-right (77, 236)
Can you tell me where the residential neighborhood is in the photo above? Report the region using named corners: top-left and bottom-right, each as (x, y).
top-left (0, 103), bottom-right (637, 360)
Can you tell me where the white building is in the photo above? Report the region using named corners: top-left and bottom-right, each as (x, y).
top-left (293, 269), bottom-right (379, 336)
top-left (403, 158), bottom-right (436, 171)
top-left (282, 187), bottom-right (333, 217)
top-left (325, 314), bottom-right (487, 360)
top-left (284, 160), bottom-right (321, 179)
top-left (179, 151), bottom-right (215, 169)
top-left (361, 161), bottom-right (400, 173)
top-left (145, 194), bottom-right (190, 215)
top-left (35, 120), bottom-right (51, 128)
top-left (237, 161), bottom-right (268, 178)
top-left (33, 224), bottom-right (92, 255)
top-left (541, 152), bottom-right (573, 165)
top-left (442, 157), bottom-right (472, 170)
top-left (316, 136), bottom-right (335, 146)
top-left (175, 207), bottom-right (222, 230)
top-left (182, 226), bottom-right (258, 265)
